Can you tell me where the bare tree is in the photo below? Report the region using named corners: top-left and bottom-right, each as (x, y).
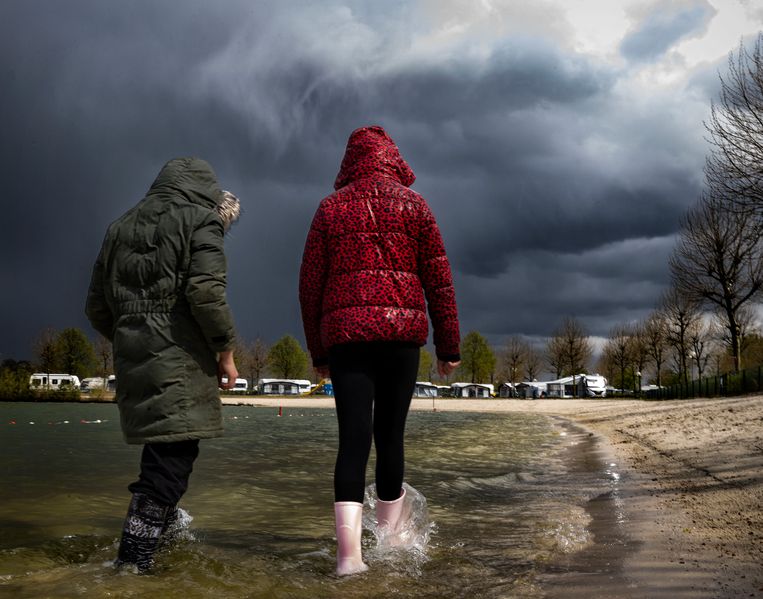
top-left (643, 311), bottom-right (668, 387)
top-left (704, 35), bottom-right (763, 214)
top-left (688, 320), bottom-right (712, 380)
top-left (670, 193), bottom-right (763, 372)
top-left (546, 317), bottom-right (592, 378)
top-left (235, 338), bottom-right (269, 389)
top-left (94, 334), bottom-right (113, 383)
top-left (546, 335), bottom-right (565, 379)
top-left (661, 289), bottom-right (701, 386)
top-left (499, 336), bottom-right (528, 384)
top-left (525, 346), bottom-right (542, 381)
top-left (34, 327), bottom-right (59, 377)
top-left (601, 325), bottom-right (633, 391)
top-left (630, 323), bottom-right (650, 393)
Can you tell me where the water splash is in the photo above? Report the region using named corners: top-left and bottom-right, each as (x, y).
top-left (163, 508), bottom-right (195, 544)
top-left (360, 483), bottom-right (435, 575)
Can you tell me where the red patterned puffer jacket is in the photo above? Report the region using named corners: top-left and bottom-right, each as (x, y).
top-left (299, 125), bottom-right (461, 367)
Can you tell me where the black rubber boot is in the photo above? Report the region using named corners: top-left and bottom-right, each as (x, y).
top-left (114, 493), bottom-right (170, 573)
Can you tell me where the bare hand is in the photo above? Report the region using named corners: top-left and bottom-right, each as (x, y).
top-left (437, 359), bottom-right (460, 377)
top-left (218, 350), bottom-right (238, 389)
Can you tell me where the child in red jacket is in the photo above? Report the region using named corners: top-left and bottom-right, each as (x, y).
top-left (299, 125), bottom-right (461, 576)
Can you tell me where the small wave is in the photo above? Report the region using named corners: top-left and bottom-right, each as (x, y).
top-left (437, 471), bottom-right (544, 493)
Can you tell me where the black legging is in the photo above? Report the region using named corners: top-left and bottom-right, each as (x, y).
top-left (128, 440), bottom-right (200, 506)
top-left (329, 341), bottom-right (420, 503)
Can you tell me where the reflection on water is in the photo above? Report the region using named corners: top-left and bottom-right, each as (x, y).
top-left (0, 403), bottom-right (620, 598)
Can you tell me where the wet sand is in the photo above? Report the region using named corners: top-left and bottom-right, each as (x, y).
top-left (224, 394), bottom-right (763, 597)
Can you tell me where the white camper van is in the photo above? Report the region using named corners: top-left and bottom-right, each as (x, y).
top-left (220, 377), bottom-right (249, 393)
top-left (80, 377), bottom-right (107, 392)
top-left (29, 373), bottom-right (81, 390)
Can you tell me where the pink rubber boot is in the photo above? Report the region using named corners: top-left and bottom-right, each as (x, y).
top-left (376, 487), bottom-right (408, 547)
top-left (334, 502), bottom-right (369, 576)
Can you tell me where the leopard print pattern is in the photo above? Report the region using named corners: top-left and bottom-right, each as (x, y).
top-left (300, 126), bottom-right (460, 366)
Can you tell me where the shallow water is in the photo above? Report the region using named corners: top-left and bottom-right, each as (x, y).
top-left (0, 403), bottom-right (622, 598)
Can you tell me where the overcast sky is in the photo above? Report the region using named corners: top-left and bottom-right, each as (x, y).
top-left (2, 0), bottom-right (762, 363)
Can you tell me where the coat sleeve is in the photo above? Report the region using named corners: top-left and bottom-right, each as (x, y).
top-left (299, 205), bottom-right (329, 367)
top-left (418, 202), bottom-right (461, 361)
top-left (85, 241), bottom-right (115, 341)
top-left (185, 212), bottom-right (236, 353)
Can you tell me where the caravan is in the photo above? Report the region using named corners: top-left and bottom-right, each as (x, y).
top-left (518, 374), bottom-right (608, 399)
top-left (258, 379), bottom-right (312, 395)
top-left (450, 382), bottom-right (494, 398)
top-left (413, 382), bottom-right (438, 398)
top-left (220, 377), bottom-right (249, 393)
top-left (29, 373), bottom-right (81, 391)
top-left (582, 374), bottom-right (607, 397)
top-left (80, 377), bottom-right (107, 392)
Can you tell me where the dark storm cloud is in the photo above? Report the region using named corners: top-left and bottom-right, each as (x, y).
top-left (0, 0), bottom-right (717, 361)
top-left (455, 235), bottom-right (675, 344)
top-left (620, 0), bottom-right (716, 62)
top-left (370, 38), bottom-right (609, 120)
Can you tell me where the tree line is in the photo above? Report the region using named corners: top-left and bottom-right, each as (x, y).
top-left (599, 36), bottom-right (763, 390)
top-left (0, 330), bottom-right (316, 398)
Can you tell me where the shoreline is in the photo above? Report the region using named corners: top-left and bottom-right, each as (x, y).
top-left (5, 394), bottom-right (758, 595)
top-left (224, 395), bottom-right (763, 597)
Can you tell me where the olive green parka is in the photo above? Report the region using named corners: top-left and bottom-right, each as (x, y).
top-left (85, 157), bottom-right (236, 444)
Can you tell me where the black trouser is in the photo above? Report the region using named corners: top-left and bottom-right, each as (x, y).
top-left (330, 342), bottom-right (420, 503)
top-left (127, 440), bottom-right (200, 506)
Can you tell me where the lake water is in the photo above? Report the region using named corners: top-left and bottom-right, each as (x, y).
top-left (0, 402), bottom-right (626, 598)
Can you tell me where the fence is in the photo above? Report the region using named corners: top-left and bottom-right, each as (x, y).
top-left (644, 365), bottom-right (763, 399)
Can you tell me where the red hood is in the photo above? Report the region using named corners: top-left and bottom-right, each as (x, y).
top-left (334, 125), bottom-right (416, 190)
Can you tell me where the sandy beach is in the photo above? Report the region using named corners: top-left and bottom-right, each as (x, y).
top-left (224, 394), bottom-right (763, 597)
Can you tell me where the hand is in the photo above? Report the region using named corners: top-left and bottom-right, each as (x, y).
top-left (218, 350), bottom-right (238, 389)
top-left (315, 365), bottom-right (330, 379)
top-left (437, 359), bottom-right (460, 378)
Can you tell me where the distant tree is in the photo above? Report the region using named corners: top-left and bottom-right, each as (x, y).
top-left (601, 325), bottom-right (633, 391)
top-left (546, 334), bottom-right (565, 379)
top-left (710, 348), bottom-right (727, 376)
top-left (661, 289), bottom-right (701, 386)
top-left (56, 328), bottom-right (97, 379)
top-left (458, 331), bottom-right (496, 383)
top-left (688, 320), bottom-right (712, 380)
top-left (34, 327), bottom-right (59, 375)
top-left (267, 335), bottom-right (309, 379)
top-left (0, 359), bottom-right (34, 399)
top-left (546, 317), bottom-right (592, 377)
top-left (94, 334), bottom-right (113, 383)
top-left (525, 346), bottom-right (542, 381)
top-left (236, 338), bottom-right (269, 388)
top-left (417, 348), bottom-right (434, 382)
top-left (643, 311), bottom-right (669, 387)
top-left (704, 35), bottom-right (763, 215)
top-left (736, 306), bottom-right (761, 361)
top-left (630, 323), bottom-right (650, 393)
top-left (741, 332), bottom-right (763, 368)
top-left (711, 305), bottom-right (760, 371)
top-left (1, 359), bottom-right (32, 373)
top-left (499, 336), bottom-right (528, 384)
top-left (670, 193), bottom-right (763, 373)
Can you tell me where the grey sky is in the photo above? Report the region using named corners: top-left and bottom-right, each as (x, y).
top-left (1, 0), bottom-right (761, 362)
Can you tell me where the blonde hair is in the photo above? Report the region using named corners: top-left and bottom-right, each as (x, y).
top-left (217, 190), bottom-right (241, 232)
